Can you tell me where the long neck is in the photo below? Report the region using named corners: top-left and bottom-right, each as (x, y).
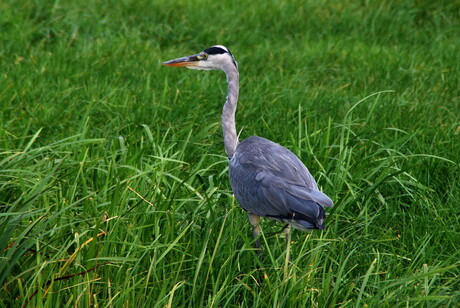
top-left (222, 63), bottom-right (239, 159)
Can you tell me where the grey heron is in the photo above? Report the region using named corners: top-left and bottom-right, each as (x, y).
top-left (162, 45), bottom-right (333, 252)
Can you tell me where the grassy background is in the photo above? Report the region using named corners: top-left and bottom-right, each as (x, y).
top-left (1, 0), bottom-right (459, 306)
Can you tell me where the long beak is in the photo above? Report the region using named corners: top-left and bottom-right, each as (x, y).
top-left (162, 54), bottom-right (200, 67)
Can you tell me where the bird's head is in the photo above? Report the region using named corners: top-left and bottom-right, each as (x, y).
top-left (162, 45), bottom-right (237, 71)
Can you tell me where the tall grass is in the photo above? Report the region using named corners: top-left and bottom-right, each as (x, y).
top-left (1, 0), bottom-right (459, 307)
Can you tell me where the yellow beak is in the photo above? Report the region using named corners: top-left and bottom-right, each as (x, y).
top-left (162, 54), bottom-right (200, 67)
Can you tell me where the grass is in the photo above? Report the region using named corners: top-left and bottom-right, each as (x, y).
top-left (1, 0), bottom-right (459, 306)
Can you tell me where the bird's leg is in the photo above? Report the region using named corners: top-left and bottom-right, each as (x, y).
top-left (283, 224), bottom-right (291, 247)
top-left (247, 213), bottom-right (261, 256)
top-left (283, 224), bottom-right (292, 269)
top-left (248, 213), bottom-right (268, 284)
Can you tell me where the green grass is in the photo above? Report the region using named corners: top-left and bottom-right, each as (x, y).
top-left (1, 0), bottom-right (459, 307)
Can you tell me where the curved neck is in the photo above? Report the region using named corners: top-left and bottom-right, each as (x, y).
top-left (222, 63), bottom-right (239, 159)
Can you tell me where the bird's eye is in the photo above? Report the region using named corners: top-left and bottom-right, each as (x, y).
top-left (200, 53), bottom-right (208, 60)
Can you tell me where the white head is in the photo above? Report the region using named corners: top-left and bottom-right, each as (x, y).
top-left (162, 45), bottom-right (237, 71)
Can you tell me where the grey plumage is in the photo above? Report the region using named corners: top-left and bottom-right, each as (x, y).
top-left (230, 136), bottom-right (332, 231)
top-left (162, 45), bottom-right (333, 245)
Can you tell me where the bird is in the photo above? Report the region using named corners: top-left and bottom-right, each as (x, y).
top-left (162, 45), bottom-right (333, 252)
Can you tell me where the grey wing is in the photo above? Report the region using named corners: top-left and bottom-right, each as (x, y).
top-left (229, 136), bottom-right (333, 229)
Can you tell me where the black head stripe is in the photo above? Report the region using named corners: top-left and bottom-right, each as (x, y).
top-left (204, 46), bottom-right (229, 55)
top-left (203, 45), bottom-right (237, 68)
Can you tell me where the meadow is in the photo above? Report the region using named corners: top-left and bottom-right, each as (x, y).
top-left (0, 0), bottom-right (459, 307)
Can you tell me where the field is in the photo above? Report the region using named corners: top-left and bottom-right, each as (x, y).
top-left (0, 0), bottom-right (459, 307)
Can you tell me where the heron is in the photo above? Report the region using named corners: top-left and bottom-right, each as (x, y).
top-left (162, 45), bottom-right (333, 253)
